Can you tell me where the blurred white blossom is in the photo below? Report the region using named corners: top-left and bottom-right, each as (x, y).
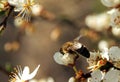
top-left (31, 4), bottom-right (43, 16)
top-left (14, 17), bottom-right (25, 27)
top-left (101, 0), bottom-right (120, 7)
top-left (108, 8), bottom-right (120, 28)
top-left (85, 13), bottom-right (110, 31)
top-left (9, 65), bottom-right (40, 82)
top-left (98, 40), bottom-right (109, 51)
top-left (0, 0), bottom-right (8, 11)
top-left (112, 26), bottom-right (120, 36)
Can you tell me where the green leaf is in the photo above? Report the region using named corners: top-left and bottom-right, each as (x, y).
top-left (5, 63), bottom-right (12, 72)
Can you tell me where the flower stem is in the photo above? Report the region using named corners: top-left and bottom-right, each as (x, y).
top-left (73, 66), bottom-right (78, 73)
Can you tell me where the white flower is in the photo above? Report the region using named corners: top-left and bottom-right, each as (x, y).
top-left (87, 49), bottom-right (109, 71)
top-left (88, 69), bottom-right (120, 82)
top-left (112, 27), bottom-right (120, 37)
top-left (8, 0), bottom-right (40, 21)
top-left (53, 52), bottom-right (77, 66)
top-left (101, 0), bottom-right (120, 7)
top-left (108, 8), bottom-right (120, 28)
top-left (85, 13), bottom-right (110, 31)
top-left (9, 65), bottom-right (40, 82)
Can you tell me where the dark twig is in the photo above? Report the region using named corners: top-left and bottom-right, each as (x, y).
top-left (0, 6), bottom-right (14, 31)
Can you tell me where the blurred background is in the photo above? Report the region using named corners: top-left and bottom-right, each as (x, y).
top-left (0, 0), bottom-right (120, 82)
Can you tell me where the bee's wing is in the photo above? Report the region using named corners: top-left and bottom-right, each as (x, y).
top-left (53, 52), bottom-right (64, 65)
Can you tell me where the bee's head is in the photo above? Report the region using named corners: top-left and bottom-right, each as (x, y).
top-left (60, 42), bottom-right (74, 54)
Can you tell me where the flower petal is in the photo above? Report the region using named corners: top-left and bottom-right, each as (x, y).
top-left (53, 52), bottom-right (64, 65)
top-left (27, 65), bottom-right (40, 80)
top-left (108, 46), bottom-right (120, 61)
top-left (21, 66), bottom-right (30, 80)
top-left (90, 70), bottom-right (102, 82)
top-left (103, 69), bottom-right (120, 82)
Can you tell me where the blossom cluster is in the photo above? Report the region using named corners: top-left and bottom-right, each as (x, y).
top-left (53, 40), bottom-right (120, 82)
top-left (0, 0), bottom-right (45, 35)
top-left (85, 0), bottom-right (120, 37)
top-left (87, 46), bottom-right (120, 82)
top-left (0, 0), bottom-right (43, 21)
top-left (2, 0), bottom-right (120, 82)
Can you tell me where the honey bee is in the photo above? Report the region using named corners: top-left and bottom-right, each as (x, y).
top-left (60, 37), bottom-right (90, 58)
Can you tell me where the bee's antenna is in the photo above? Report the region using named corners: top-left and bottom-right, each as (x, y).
top-left (74, 35), bottom-right (83, 42)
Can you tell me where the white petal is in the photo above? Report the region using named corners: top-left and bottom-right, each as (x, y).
top-left (108, 46), bottom-right (120, 61)
top-left (21, 66), bottom-right (30, 80)
top-left (53, 52), bottom-right (64, 65)
top-left (27, 65), bottom-right (40, 80)
top-left (103, 69), bottom-right (120, 82)
top-left (90, 70), bottom-right (102, 82)
top-left (101, 48), bottom-right (109, 60)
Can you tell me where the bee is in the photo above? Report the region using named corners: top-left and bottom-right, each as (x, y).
top-left (60, 37), bottom-right (90, 58)
top-left (53, 36), bottom-right (90, 66)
